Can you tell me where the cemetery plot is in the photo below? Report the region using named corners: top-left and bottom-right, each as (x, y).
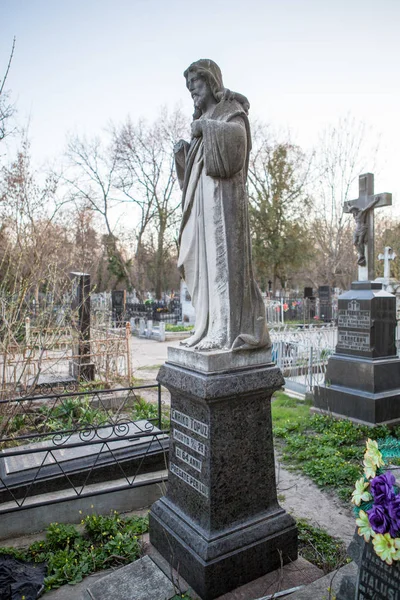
top-left (0, 385), bottom-right (168, 508)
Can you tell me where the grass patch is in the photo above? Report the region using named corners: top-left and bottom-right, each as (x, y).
top-left (297, 519), bottom-right (349, 573)
top-left (272, 392), bottom-right (399, 502)
top-left (0, 511), bottom-right (149, 591)
top-left (165, 324), bottom-right (194, 332)
top-left (130, 396), bottom-right (170, 429)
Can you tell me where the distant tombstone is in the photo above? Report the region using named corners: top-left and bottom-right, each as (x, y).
top-left (139, 318), bottom-right (145, 336)
top-left (69, 272), bottom-right (95, 381)
top-left (112, 290), bottom-right (126, 326)
top-left (180, 280), bottom-right (195, 325)
top-left (318, 285), bottom-right (332, 322)
top-left (304, 287), bottom-right (313, 298)
top-left (314, 280), bottom-right (400, 425)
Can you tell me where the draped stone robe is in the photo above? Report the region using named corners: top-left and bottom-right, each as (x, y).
top-left (175, 98), bottom-right (270, 351)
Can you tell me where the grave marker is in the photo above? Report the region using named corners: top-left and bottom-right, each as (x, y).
top-left (69, 272), bottom-right (95, 381)
top-left (343, 173), bottom-right (392, 281)
top-left (314, 175), bottom-right (400, 426)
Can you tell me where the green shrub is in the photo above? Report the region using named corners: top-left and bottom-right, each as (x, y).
top-left (0, 511), bottom-right (149, 592)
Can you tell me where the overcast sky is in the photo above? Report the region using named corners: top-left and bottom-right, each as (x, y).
top-left (2, 0), bottom-right (400, 206)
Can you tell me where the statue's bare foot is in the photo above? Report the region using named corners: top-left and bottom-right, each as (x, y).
top-left (180, 332), bottom-right (201, 348)
top-left (357, 256), bottom-right (366, 266)
top-left (195, 338), bottom-right (221, 351)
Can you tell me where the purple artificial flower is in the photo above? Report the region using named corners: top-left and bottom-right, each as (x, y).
top-left (370, 471), bottom-right (396, 505)
top-left (387, 496), bottom-right (400, 538)
top-left (367, 504), bottom-right (391, 535)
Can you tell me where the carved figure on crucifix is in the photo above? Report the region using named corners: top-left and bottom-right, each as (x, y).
top-left (349, 196), bottom-right (381, 266)
top-left (343, 173), bottom-right (392, 281)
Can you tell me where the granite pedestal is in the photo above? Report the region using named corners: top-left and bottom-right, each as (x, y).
top-left (149, 346), bottom-right (297, 600)
top-left (313, 281), bottom-right (400, 425)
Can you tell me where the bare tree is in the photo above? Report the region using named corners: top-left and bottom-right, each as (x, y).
top-left (247, 124), bottom-right (313, 293)
top-left (308, 116), bottom-right (379, 289)
top-left (65, 134), bottom-right (133, 289)
top-left (0, 37), bottom-right (16, 144)
top-left (0, 137), bottom-right (71, 301)
top-left (113, 107), bottom-right (187, 298)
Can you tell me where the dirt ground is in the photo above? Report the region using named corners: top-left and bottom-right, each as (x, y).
top-left (131, 337), bottom-right (355, 545)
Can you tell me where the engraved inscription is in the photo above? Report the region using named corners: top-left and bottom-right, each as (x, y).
top-left (175, 446), bottom-right (202, 472)
top-left (338, 309), bottom-right (371, 329)
top-left (338, 331), bottom-right (370, 351)
top-left (173, 428), bottom-right (206, 456)
top-left (171, 409), bottom-right (209, 439)
top-left (356, 541), bottom-right (400, 599)
top-left (170, 462), bottom-right (209, 497)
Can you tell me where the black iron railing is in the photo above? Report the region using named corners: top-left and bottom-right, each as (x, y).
top-left (0, 384), bottom-right (169, 512)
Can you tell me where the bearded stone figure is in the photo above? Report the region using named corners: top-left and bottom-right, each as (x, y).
top-left (174, 59), bottom-right (270, 351)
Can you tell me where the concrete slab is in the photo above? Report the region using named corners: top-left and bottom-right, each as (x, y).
top-left (3, 420), bottom-right (158, 474)
top-left (289, 561), bottom-right (357, 600)
top-left (84, 555), bottom-right (176, 600)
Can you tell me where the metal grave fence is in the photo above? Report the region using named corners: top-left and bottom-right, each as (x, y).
top-left (0, 384), bottom-right (169, 514)
top-left (270, 324), bottom-right (338, 395)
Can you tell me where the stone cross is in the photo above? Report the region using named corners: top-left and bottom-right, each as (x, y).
top-left (343, 173), bottom-right (392, 281)
top-left (378, 246), bottom-right (397, 281)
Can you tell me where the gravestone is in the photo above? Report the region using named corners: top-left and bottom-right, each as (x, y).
top-left (150, 349), bottom-right (297, 600)
top-left (112, 290), bottom-right (126, 326)
top-left (149, 58), bottom-right (297, 600)
top-left (313, 175), bottom-right (400, 425)
top-left (318, 285), bottom-right (332, 322)
top-left (313, 281), bottom-right (400, 425)
top-left (337, 531), bottom-right (400, 600)
top-left (304, 287), bottom-right (316, 320)
top-left (69, 272), bottom-right (95, 381)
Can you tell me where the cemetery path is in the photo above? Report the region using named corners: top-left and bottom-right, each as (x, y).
top-left (276, 460), bottom-right (355, 545)
top-left (131, 338), bottom-right (355, 544)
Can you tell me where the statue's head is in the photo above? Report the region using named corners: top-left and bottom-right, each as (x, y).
top-left (350, 206), bottom-right (360, 217)
top-left (184, 59), bottom-right (224, 119)
top-left (184, 59), bottom-right (250, 120)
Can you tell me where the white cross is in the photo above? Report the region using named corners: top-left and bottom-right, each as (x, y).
top-left (378, 246), bottom-right (397, 281)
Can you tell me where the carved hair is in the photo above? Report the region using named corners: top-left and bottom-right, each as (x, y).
top-left (184, 59), bottom-right (250, 120)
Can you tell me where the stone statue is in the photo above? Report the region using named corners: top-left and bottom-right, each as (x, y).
top-left (350, 196), bottom-right (381, 266)
top-left (174, 59), bottom-right (270, 351)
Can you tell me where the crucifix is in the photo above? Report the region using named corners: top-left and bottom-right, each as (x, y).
top-left (343, 173), bottom-right (392, 281)
top-left (378, 246), bottom-right (397, 281)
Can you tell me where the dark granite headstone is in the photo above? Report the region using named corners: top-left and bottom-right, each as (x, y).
top-left (70, 272), bottom-right (95, 381)
top-left (356, 542), bottom-right (400, 599)
top-left (318, 285), bottom-right (332, 322)
top-left (338, 531), bottom-right (400, 600)
top-left (149, 348), bottom-right (297, 600)
top-left (112, 290), bottom-right (126, 326)
top-left (313, 281), bottom-right (400, 426)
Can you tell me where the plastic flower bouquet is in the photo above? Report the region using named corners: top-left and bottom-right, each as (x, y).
top-left (352, 438), bottom-right (400, 565)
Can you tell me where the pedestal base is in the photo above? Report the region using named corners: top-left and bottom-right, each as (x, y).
top-left (149, 351), bottom-right (297, 599)
top-left (313, 354), bottom-right (400, 426)
top-left (150, 499), bottom-right (297, 600)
